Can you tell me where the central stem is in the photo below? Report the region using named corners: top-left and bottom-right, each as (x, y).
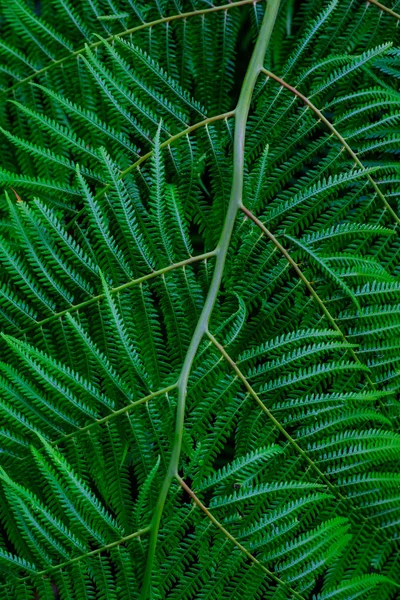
top-left (140, 1), bottom-right (281, 596)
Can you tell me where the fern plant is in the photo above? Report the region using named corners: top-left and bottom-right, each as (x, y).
top-left (1, 0), bottom-right (400, 597)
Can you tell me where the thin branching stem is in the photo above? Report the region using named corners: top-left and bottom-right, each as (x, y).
top-left (67, 111), bottom-right (234, 228)
top-left (140, 1), bottom-right (282, 596)
top-left (0, 526), bottom-right (150, 589)
top-left (367, 0), bottom-right (400, 19)
top-left (1, 0), bottom-right (261, 97)
top-left (119, 112), bottom-right (235, 179)
top-left (206, 330), bottom-right (384, 536)
top-left (20, 251), bottom-right (216, 333)
top-left (176, 475), bottom-right (306, 600)
top-left (240, 206), bottom-right (381, 394)
top-left (53, 384), bottom-right (177, 445)
top-left (261, 67), bottom-right (400, 227)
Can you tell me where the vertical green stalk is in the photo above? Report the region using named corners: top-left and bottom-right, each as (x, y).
top-left (140, 1), bottom-right (281, 596)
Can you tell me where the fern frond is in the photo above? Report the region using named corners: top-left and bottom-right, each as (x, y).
top-left (0, 0), bottom-right (399, 597)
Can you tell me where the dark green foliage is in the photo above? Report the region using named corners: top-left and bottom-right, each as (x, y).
top-left (1, 0), bottom-right (400, 598)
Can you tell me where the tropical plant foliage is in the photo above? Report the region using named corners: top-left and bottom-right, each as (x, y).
top-left (1, 0), bottom-right (400, 597)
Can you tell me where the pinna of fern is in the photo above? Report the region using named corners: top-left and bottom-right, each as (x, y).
top-left (1, 0), bottom-right (400, 599)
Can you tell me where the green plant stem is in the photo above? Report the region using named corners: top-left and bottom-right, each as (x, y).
top-left (176, 475), bottom-right (306, 600)
top-left (0, 526), bottom-right (150, 589)
top-left (240, 206), bottom-right (378, 387)
top-left (140, 1), bottom-right (282, 597)
top-left (20, 250), bottom-right (216, 334)
top-left (66, 111), bottom-right (234, 228)
top-left (241, 206), bottom-right (393, 420)
top-left (206, 330), bottom-right (383, 536)
top-left (120, 112), bottom-right (234, 178)
top-left (367, 0), bottom-right (400, 19)
top-left (2, 0), bottom-right (261, 97)
top-left (261, 67), bottom-right (400, 227)
top-left (53, 383), bottom-right (177, 445)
